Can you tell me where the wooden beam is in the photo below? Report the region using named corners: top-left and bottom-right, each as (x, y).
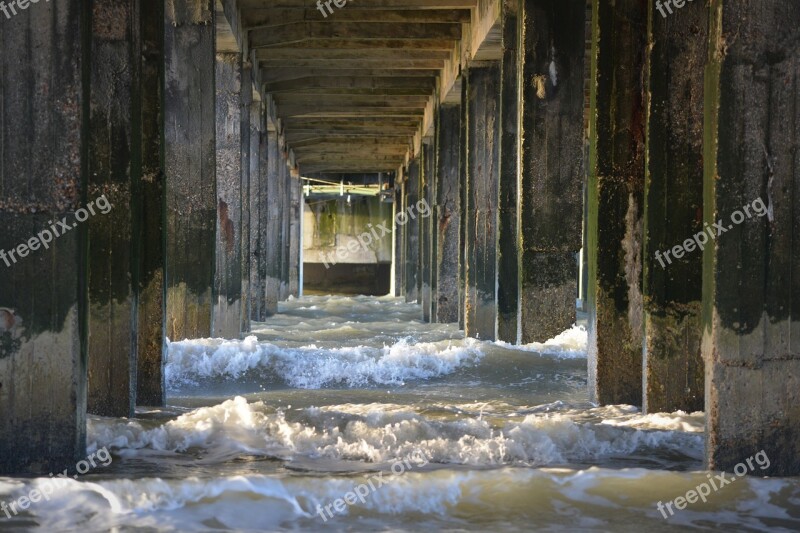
top-left (258, 38), bottom-right (456, 50)
top-left (276, 107), bottom-right (426, 117)
top-left (290, 135), bottom-right (410, 147)
top-left (273, 94), bottom-right (431, 105)
top-left (250, 23), bottom-right (461, 47)
top-left (254, 48), bottom-right (452, 60)
top-left (265, 76), bottom-right (434, 92)
top-left (263, 68), bottom-right (441, 83)
top-left (259, 58), bottom-right (445, 69)
top-left (242, 9), bottom-right (471, 27)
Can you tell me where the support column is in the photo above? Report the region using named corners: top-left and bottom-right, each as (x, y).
top-left (465, 64), bottom-right (500, 341)
top-left (519, 0), bottom-right (585, 343)
top-left (704, 0), bottom-right (800, 476)
top-left (289, 170), bottom-right (301, 297)
top-left (87, 0), bottom-right (137, 418)
top-left (136, 0), bottom-right (166, 407)
top-left (165, 0), bottom-right (216, 341)
top-left (279, 148), bottom-right (290, 301)
top-left (249, 100), bottom-right (267, 321)
top-left (497, 0), bottom-right (521, 342)
top-left (458, 80), bottom-right (468, 330)
top-left (264, 127), bottom-right (281, 314)
top-left (394, 177), bottom-right (407, 297)
top-left (240, 64), bottom-right (252, 334)
top-left (213, 52), bottom-right (243, 338)
top-left (642, 0), bottom-right (707, 413)
top-left (421, 140), bottom-right (434, 321)
top-left (405, 159), bottom-right (420, 303)
top-left (0, 0), bottom-right (87, 473)
top-left (434, 103), bottom-right (462, 323)
top-left (586, 0), bottom-right (647, 406)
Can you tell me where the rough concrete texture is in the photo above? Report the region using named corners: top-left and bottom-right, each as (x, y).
top-left (704, 0), bottom-right (800, 476)
top-left (421, 142), bottom-right (434, 322)
top-left (87, 0), bottom-right (136, 418)
top-left (435, 104), bottom-right (462, 323)
top-left (518, 0), bottom-right (585, 343)
top-left (642, 0), bottom-right (707, 414)
top-left (165, 0), bottom-right (216, 341)
top-left (405, 159), bottom-right (421, 303)
top-left (0, 0), bottom-right (87, 473)
top-left (586, 0), bottom-right (647, 406)
top-left (497, 0), bottom-right (520, 343)
top-left (265, 129), bottom-right (281, 315)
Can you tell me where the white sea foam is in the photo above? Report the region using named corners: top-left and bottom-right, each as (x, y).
top-left (88, 397), bottom-right (703, 466)
top-left (166, 336), bottom-right (485, 389)
top-left (494, 324), bottom-right (588, 359)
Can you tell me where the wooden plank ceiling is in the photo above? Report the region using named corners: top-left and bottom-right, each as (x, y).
top-left (240, 0), bottom-right (478, 174)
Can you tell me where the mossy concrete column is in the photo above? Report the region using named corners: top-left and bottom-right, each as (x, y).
top-left (165, 0), bottom-right (216, 341)
top-left (704, 0), bottom-right (800, 476)
top-left (0, 0), bottom-right (87, 473)
top-left (264, 127), bottom-right (281, 315)
top-left (586, 0), bottom-right (647, 406)
top-left (497, 0), bottom-right (521, 343)
top-left (434, 103), bottom-right (462, 323)
top-left (518, 0), bottom-right (585, 343)
top-left (249, 101), bottom-right (268, 321)
top-left (136, 0), bottom-right (166, 407)
top-left (642, 0), bottom-right (707, 414)
top-left (86, 0), bottom-right (138, 418)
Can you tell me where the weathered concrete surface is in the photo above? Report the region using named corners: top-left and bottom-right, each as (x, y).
top-left (465, 64), bottom-right (500, 341)
top-left (289, 173), bottom-right (301, 297)
top-left (240, 64), bottom-right (252, 334)
top-left (394, 179), bottom-right (407, 296)
top-left (519, 0), bottom-right (585, 343)
top-left (136, 0), bottom-right (166, 407)
top-left (421, 141), bottom-right (434, 321)
top-left (249, 102), bottom-right (268, 322)
top-left (704, 0), bottom-right (800, 476)
top-left (458, 80), bottom-right (468, 330)
top-left (435, 104), bottom-right (462, 323)
top-left (165, 0), bottom-right (216, 341)
top-left (497, 0), bottom-right (520, 343)
top-left (587, 0), bottom-right (647, 407)
top-left (642, 0), bottom-right (707, 414)
top-left (405, 159), bottom-right (421, 303)
top-left (264, 128), bottom-right (281, 315)
top-left (279, 148), bottom-right (291, 301)
top-left (0, 0), bottom-right (87, 473)
top-left (87, 0), bottom-right (137, 418)
top-left (213, 52), bottom-right (244, 339)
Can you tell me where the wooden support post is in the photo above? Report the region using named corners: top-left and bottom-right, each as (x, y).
top-left (518, 0), bottom-right (585, 343)
top-left (0, 0), bottom-right (87, 473)
top-left (586, 0), bottom-right (647, 406)
top-left (165, 0), bottom-right (216, 341)
top-left (704, 0), bottom-right (800, 476)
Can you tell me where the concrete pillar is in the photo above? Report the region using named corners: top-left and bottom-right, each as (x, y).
top-left (497, 0), bottom-right (521, 342)
top-left (458, 80), bottom-right (468, 330)
top-left (136, 0), bottom-right (166, 407)
top-left (465, 64), bottom-right (500, 341)
top-left (405, 159), bottom-right (420, 303)
top-left (704, 0), bottom-right (800, 476)
top-left (240, 65), bottom-right (252, 334)
top-left (165, 0), bottom-right (216, 341)
top-left (427, 143), bottom-right (438, 320)
top-left (394, 178), bottom-right (407, 296)
top-left (0, 0), bottom-right (87, 473)
top-left (641, 0), bottom-right (707, 413)
top-left (289, 171), bottom-right (301, 297)
top-left (213, 52), bottom-right (243, 338)
top-left (87, 0), bottom-right (138, 418)
top-left (249, 101), bottom-right (268, 321)
top-left (586, 0), bottom-right (647, 406)
top-left (518, 0), bottom-right (585, 343)
top-left (420, 140), bottom-right (434, 321)
top-left (264, 127), bottom-right (281, 314)
top-left (279, 148), bottom-right (290, 301)
top-left (434, 104), bottom-right (462, 323)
